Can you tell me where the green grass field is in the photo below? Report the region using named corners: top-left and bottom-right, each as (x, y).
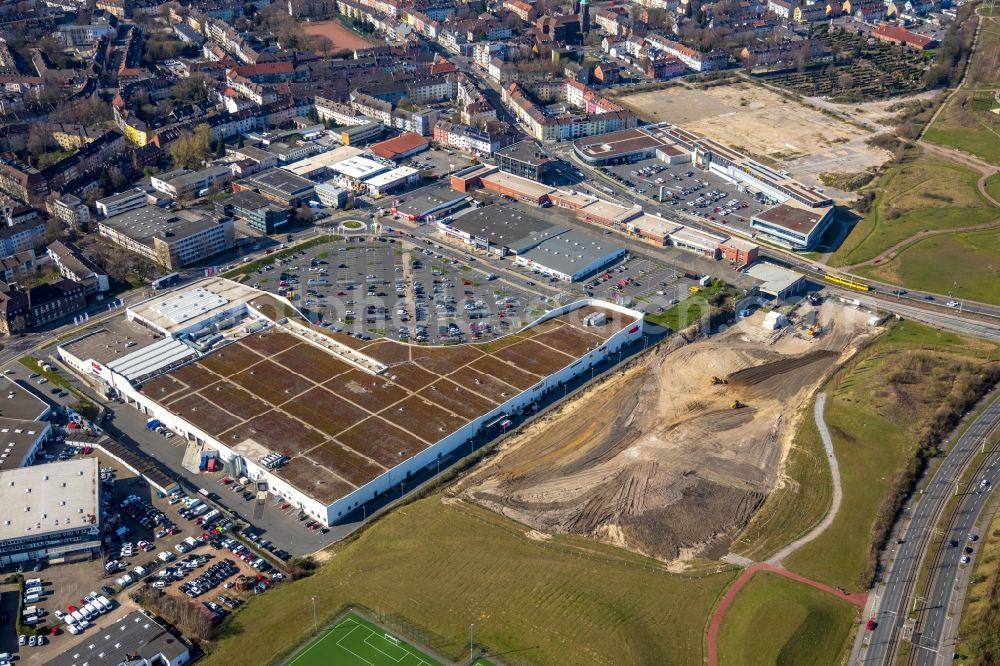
top-left (734, 396), bottom-right (833, 561)
top-left (204, 495), bottom-right (737, 666)
top-left (644, 294), bottom-right (705, 331)
top-left (829, 149), bottom-right (995, 267)
top-left (289, 614), bottom-right (442, 666)
top-left (923, 91), bottom-right (1000, 166)
top-left (717, 573), bottom-right (857, 666)
top-left (643, 282), bottom-right (731, 331)
top-left (986, 173), bottom-right (1000, 202)
top-left (783, 322), bottom-right (1000, 589)
top-left (854, 227), bottom-right (1000, 305)
top-left (924, 13), bottom-right (1000, 165)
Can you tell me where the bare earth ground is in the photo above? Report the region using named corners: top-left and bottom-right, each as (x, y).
top-left (616, 83), bottom-right (892, 196)
top-left (455, 303), bottom-right (873, 564)
top-left (301, 20), bottom-right (375, 50)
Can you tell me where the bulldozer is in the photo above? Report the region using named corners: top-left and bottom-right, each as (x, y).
top-left (730, 400), bottom-right (746, 409)
top-left (710, 376), bottom-right (728, 385)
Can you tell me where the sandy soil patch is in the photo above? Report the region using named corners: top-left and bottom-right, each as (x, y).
top-left (454, 302), bottom-right (874, 563)
top-left (616, 83), bottom-right (892, 191)
top-left (302, 20), bottom-right (376, 50)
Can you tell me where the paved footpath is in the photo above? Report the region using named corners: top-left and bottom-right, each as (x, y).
top-left (706, 393), bottom-right (866, 665)
top-left (767, 394), bottom-right (843, 565)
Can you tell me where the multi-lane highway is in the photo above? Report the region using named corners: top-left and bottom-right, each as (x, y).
top-left (858, 395), bottom-right (1000, 665)
top-left (910, 426), bottom-right (1000, 665)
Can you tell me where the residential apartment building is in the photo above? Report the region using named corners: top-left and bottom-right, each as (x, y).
top-left (0, 250), bottom-right (39, 284)
top-left (0, 279), bottom-right (87, 334)
top-left (48, 193), bottom-right (91, 230)
top-left (95, 188), bottom-right (149, 218)
top-left (98, 207), bottom-right (236, 270)
top-left (150, 165), bottom-right (234, 199)
top-left (46, 241), bottom-right (110, 294)
top-left (0, 220), bottom-right (45, 256)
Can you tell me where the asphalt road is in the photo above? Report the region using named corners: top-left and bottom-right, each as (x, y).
top-left (859, 394), bottom-right (1000, 665)
top-left (912, 434), bottom-right (1000, 664)
top-left (555, 146), bottom-right (1000, 331)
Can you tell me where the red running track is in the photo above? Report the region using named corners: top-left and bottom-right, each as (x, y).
top-left (706, 563), bottom-right (867, 666)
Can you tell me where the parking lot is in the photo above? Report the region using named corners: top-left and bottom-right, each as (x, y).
top-left (600, 157), bottom-right (771, 236)
top-left (251, 237), bottom-right (540, 343)
top-left (0, 441), bottom-right (292, 663)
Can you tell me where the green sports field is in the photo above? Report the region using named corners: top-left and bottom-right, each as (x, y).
top-left (289, 614), bottom-right (443, 666)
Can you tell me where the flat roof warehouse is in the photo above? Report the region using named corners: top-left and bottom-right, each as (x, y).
top-left (69, 281), bottom-right (645, 525)
top-left (140, 305), bottom-right (628, 499)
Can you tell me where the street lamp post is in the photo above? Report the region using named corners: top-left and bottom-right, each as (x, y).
top-left (470, 624), bottom-right (475, 658)
top-left (311, 595), bottom-right (318, 635)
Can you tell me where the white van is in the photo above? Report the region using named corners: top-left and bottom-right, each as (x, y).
top-left (80, 605), bottom-right (94, 621)
top-left (97, 595), bottom-right (112, 612)
top-left (84, 601), bottom-right (102, 617)
top-left (23, 593), bottom-right (40, 604)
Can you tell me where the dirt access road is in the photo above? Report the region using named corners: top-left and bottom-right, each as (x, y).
top-left (455, 303), bottom-right (874, 564)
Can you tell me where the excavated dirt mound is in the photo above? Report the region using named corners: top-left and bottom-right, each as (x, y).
top-left (456, 303), bottom-right (873, 563)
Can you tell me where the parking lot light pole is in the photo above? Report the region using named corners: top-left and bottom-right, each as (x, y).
top-left (311, 595), bottom-right (318, 635)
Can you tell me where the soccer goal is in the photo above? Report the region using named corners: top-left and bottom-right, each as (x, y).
top-left (384, 633), bottom-right (401, 647)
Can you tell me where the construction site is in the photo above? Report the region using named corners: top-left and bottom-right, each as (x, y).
top-left (456, 300), bottom-right (876, 563)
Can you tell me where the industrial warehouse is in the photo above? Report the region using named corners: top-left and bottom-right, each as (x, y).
top-left (57, 280), bottom-right (643, 526)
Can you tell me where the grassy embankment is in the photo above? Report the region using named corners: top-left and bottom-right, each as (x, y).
top-left (202, 495), bottom-right (737, 666)
top-left (828, 148), bottom-right (996, 269)
top-left (956, 497), bottom-right (1000, 664)
top-left (781, 322), bottom-right (1000, 590)
top-left (923, 11), bottom-right (1000, 165)
top-left (717, 572), bottom-right (857, 666)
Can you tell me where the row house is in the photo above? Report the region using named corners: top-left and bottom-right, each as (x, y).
top-left (225, 73), bottom-right (280, 105)
top-left (766, 0), bottom-right (795, 19)
top-left (886, 0), bottom-right (937, 18)
top-left (487, 57), bottom-right (519, 84)
top-left (0, 250), bottom-right (40, 285)
top-left (644, 34), bottom-right (728, 71)
top-left (0, 279), bottom-right (87, 334)
top-left (350, 91), bottom-right (394, 125)
top-left (0, 162), bottom-right (48, 205)
top-left (402, 9), bottom-right (441, 39)
top-left (0, 219), bottom-right (45, 256)
top-left (504, 0), bottom-right (534, 21)
top-left (594, 9), bottom-right (631, 36)
top-left (647, 55), bottom-right (686, 79)
top-left (314, 97), bottom-right (374, 126)
top-left (229, 61), bottom-right (297, 83)
top-left (793, 3), bottom-right (828, 23)
top-left (474, 42), bottom-right (507, 68)
top-left (434, 120), bottom-right (513, 154)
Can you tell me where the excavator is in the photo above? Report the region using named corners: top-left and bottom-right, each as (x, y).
top-left (730, 400), bottom-right (746, 409)
top-left (710, 376), bottom-right (728, 385)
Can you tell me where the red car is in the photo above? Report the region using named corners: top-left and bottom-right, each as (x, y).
top-left (866, 618), bottom-right (877, 631)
